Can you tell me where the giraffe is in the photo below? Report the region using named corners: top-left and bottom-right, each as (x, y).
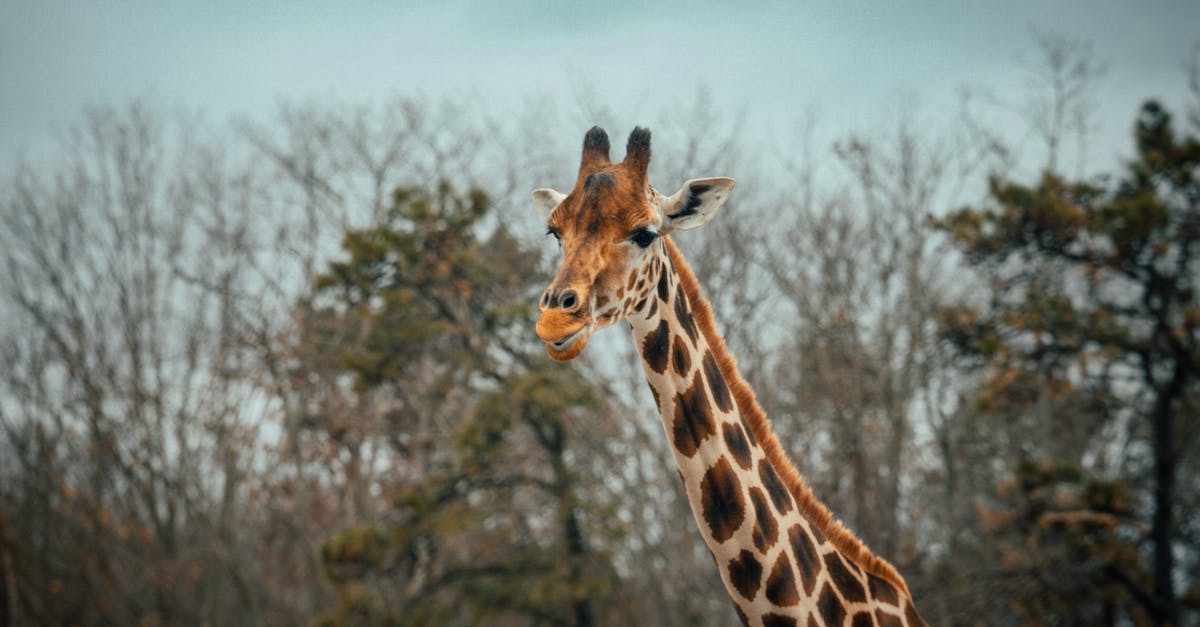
top-left (532, 126), bottom-right (928, 627)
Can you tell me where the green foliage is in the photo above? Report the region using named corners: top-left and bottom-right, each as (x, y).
top-left (936, 101), bottom-right (1199, 623)
top-left (309, 183), bottom-right (541, 390)
top-left (462, 366), bottom-right (598, 459)
top-left (320, 524), bottom-right (392, 585)
top-left (978, 460), bottom-right (1148, 625)
top-left (935, 102), bottom-right (1198, 400)
top-left (310, 182), bottom-right (618, 626)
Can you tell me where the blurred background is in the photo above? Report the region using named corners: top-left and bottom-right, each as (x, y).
top-left (1, 2), bottom-right (1198, 625)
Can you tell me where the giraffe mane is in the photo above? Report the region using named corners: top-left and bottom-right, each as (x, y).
top-left (664, 236), bottom-right (914, 600)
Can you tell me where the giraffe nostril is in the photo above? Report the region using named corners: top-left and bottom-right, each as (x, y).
top-left (541, 290), bottom-right (551, 309)
top-left (560, 290), bottom-right (578, 311)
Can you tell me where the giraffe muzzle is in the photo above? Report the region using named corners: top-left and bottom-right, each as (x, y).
top-left (536, 309), bottom-right (592, 361)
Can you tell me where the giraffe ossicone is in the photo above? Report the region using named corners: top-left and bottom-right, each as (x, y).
top-left (533, 126), bottom-right (927, 626)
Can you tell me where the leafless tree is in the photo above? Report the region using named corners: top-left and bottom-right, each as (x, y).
top-left (1018, 29), bottom-right (1108, 176)
top-left (0, 103), bottom-right (292, 624)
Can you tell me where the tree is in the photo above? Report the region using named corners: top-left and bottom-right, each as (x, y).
top-left (937, 100), bottom-right (1200, 624)
top-left (760, 108), bottom-right (1000, 584)
top-left (976, 460), bottom-right (1147, 624)
top-left (0, 104), bottom-right (283, 624)
top-left (1019, 29), bottom-right (1107, 176)
top-left (303, 183), bottom-right (622, 626)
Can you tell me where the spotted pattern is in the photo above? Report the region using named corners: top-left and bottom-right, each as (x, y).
top-left (723, 423), bottom-right (753, 470)
top-left (538, 127), bottom-right (924, 626)
top-left (657, 270), bottom-right (671, 301)
top-left (640, 275), bottom-right (921, 625)
top-left (700, 456), bottom-right (745, 543)
top-left (671, 334), bottom-right (691, 377)
top-left (817, 582), bottom-right (846, 627)
top-left (674, 283), bottom-right (699, 343)
top-left (671, 373), bottom-right (717, 457)
top-left (765, 552), bottom-right (800, 607)
top-left (642, 320), bottom-right (670, 375)
top-left (728, 550), bottom-right (763, 601)
top-left (808, 520), bottom-right (826, 544)
top-left (702, 350), bottom-right (733, 413)
top-left (748, 488), bottom-right (778, 553)
top-left (740, 415), bottom-right (759, 446)
top-left (868, 573), bottom-right (900, 606)
top-left (759, 459), bottom-right (794, 515)
top-left (788, 524), bottom-right (821, 598)
top-left (825, 552), bottom-right (868, 604)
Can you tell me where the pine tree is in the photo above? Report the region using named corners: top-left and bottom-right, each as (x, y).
top-left (937, 101), bottom-right (1200, 624)
top-left (307, 183), bottom-right (619, 626)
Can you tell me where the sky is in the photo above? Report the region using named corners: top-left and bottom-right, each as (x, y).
top-left (2, 1), bottom-right (1199, 176)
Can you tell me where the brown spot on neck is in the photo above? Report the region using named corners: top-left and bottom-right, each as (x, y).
top-left (723, 423), bottom-right (753, 470)
top-left (868, 572), bottom-right (900, 606)
top-left (727, 550), bottom-right (763, 601)
top-left (671, 334), bottom-right (691, 376)
top-left (764, 552), bottom-right (800, 607)
top-left (824, 552), bottom-right (868, 604)
top-left (788, 523), bottom-right (821, 598)
top-left (700, 456), bottom-right (745, 543)
top-left (817, 582), bottom-right (846, 627)
top-left (673, 282), bottom-right (699, 344)
top-left (758, 459), bottom-right (794, 515)
top-left (748, 487), bottom-right (778, 553)
top-left (702, 350), bottom-right (733, 412)
top-left (671, 372), bottom-right (717, 457)
top-left (641, 320), bottom-right (670, 375)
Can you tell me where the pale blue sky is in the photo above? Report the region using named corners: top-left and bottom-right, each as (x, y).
top-left (2, 1), bottom-right (1198, 174)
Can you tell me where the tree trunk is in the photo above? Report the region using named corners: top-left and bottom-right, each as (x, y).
top-left (1150, 359), bottom-right (1185, 625)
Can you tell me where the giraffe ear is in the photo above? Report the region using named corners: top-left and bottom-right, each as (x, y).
top-left (661, 178), bottom-right (735, 231)
top-left (531, 188), bottom-right (567, 220)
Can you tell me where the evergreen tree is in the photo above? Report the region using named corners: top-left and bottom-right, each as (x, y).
top-left (937, 101), bottom-right (1200, 624)
top-left (307, 183), bottom-right (619, 626)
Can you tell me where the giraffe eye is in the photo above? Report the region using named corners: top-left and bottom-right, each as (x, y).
top-left (630, 229), bottom-right (657, 248)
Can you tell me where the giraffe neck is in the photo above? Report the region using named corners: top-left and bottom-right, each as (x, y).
top-left (627, 237), bottom-right (924, 627)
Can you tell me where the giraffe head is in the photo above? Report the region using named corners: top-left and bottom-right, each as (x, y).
top-left (532, 126), bottom-right (734, 361)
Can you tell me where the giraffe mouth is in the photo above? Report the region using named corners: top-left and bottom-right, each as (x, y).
top-left (537, 307), bottom-right (594, 361)
top-left (545, 324), bottom-right (591, 361)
